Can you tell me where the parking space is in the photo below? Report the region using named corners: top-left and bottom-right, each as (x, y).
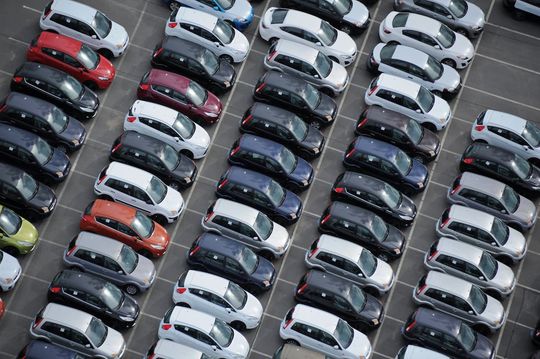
top-left (0, 0), bottom-right (539, 358)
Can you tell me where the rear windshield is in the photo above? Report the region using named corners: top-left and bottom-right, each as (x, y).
top-left (392, 13), bottom-right (409, 27)
top-left (380, 43), bottom-right (397, 60)
top-left (271, 9), bottom-right (288, 24)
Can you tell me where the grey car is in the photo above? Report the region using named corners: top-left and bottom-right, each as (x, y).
top-left (448, 172), bottom-right (537, 231)
top-left (393, 0), bottom-right (485, 38)
top-left (63, 231), bottom-right (156, 295)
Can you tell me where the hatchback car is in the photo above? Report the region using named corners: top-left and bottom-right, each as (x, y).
top-left (402, 307), bottom-right (495, 359)
top-left (94, 161), bottom-right (185, 225)
top-left (379, 12), bottom-right (475, 69)
top-left (395, 345), bottom-right (450, 359)
top-left (173, 270), bottom-right (263, 330)
top-left (40, 0), bottom-right (129, 58)
top-left (305, 234), bottom-right (395, 296)
top-left (0, 250), bottom-right (22, 292)
top-left (64, 231), bottom-right (156, 295)
top-left (0, 92), bottom-right (86, 153)
top-left (27, 31), bottom-right (115, 90)
top-left (81, 199), bottom-right (171, 258)
top-left (30, 303), bottom-right (126, 359)
top-left (368, 43), bottom-right (461, 98)
top-left (460, 142), bottom-right (540, 194)
top-left (145, 339), bottom-right (208, 359)
top-left (202, 199), bottom-right (291, 259)
top-left (448, 172), bottom-right (536, 231)
top-left (0, 204), bottom-right (39, 256)
top-left (355, 105), bottom-right (440, 162)
top-left (187, 232), bottom-right (276, 293)
top-left (216, 166), bottom-right (303, 226)
top-left (17, 340), bottom-right (85, 359)
top-left (228, 134), bottom-right (314, 192)
top-left (48, 269), bottom-right (140, 329)
top-left (166, 7), bottom-right (249, 63)
top-left (11, 62), bottom-right (99, 120)
top-left (295, 270), bottom-right (384, 330)
top-left (159, 305), bottom-right (249, 359)
top-left (344, 136), bottom-right (429, 195)
top-left (240, 102), bottom-right (325, 160)
top-left (253, 71), bottom-right (337, 128)
top-left (138, 69), bottom-right (222, 126)
top-left (273, 344), bottom-right (327, 359)
top-left (259, 7), bottom-right (358, 66)
top-left (365, 73), bottom-right (452, 132)
top-left (280, 304), bottom-right (372, 359)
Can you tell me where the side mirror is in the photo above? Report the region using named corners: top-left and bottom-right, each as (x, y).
top-left (117, 270), bottom-right (123, 274)
top-left (447, 14), bottom-right (453, 18)
top-left (226, 308), bottom-right (232, 313)
top-left (479, 276), bottom-right (485, 280)
top-left (85, 344), bottom-right (91, 348)
top-left (333, 345), bottom-right (339, 350)
top-left (468, 310), bottom-right (474, 314)
top-left (314, 74), bottom-right (320, 79)
top-left (316, 42), bottom-right (322, 46)
top-left (214, 42), bottom-right (220, 47)
top-left (91, 35), bottom-right (97, 39)
top-left (523, 145), bottom-right (530, 151)
top-left (416, 109), bottom-right (422, 113)
top-left (174, 137), bottom-right (180, 142)
top-left (491, 242), bottom-right (497, 246)
top-left (213, 6), bottom-right (219, 10)
top-left (434, 44), bottom-right (441, 49)
top-left (211, 345), bottom-right (217, 351)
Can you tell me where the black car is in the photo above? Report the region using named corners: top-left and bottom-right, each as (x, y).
top-left (110, 131), bottom-right (197, 190)
top-left (344, 136), bottom-right (429, 195)
top-left (402, 308), bottom-right (495, 359)
top-left (228, 134), bottom-right (314, 192)
top-left (319, 201), bottom-right (405, 261)
top-left (151, 36), bottom-right (236, 94)
top-left (279, 0), bottom-right (372, 34)
top-left (295, 270), bottom-right (383, 330)
top-left (355, 106), bottom-right (440, 162)
top-left (0, 123), bottom-right (70, 183)
top-left (331, 171), bottom-right (417, 226)
top-left (534, 320), bottom-right (540, 345)
top-left (187, 232), bottom-right (276, 293)
top-left (240, 102), bottom-right (325, 160)
top-left (460, 142), bottom-right (540, 195)
top-left (48, 269), bottom-right (140, 329)
top-left (253, 71), bottom-right (337, 128)
top-left (11, 62), bottom-right (99, 120)
top-left (17, 340), bottom-right (84, 359)
top-left (0, 161), bottom-right (56, 220)
top-left (216, 166), bottom-right (303, 226)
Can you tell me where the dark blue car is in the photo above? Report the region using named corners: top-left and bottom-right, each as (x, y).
top-left (187, 233), bottom-right (276, 293)
top-left (18, 340), bottom-right (85, 359)
top-left (343, 136), bottom-right (428, 195)
top-left (216, 166), bottom-right (303, 225)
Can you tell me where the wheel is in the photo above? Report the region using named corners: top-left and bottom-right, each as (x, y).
top-left (169, 181), bottom-right (182, 191)
top-left (442, 58), bottom-right (457, 68)
top-left (152, 215), bottom-right (168, 226)
top-left (220, 55), bottom-right (233, 64)
top-left (320, 87), bottom-right (336, 97)
top-left (285, 339), bottom-right (300, 346)
top-left (421, 122), bottom-right (437, 133)
top-left (484, 288), bottom-right (503, 300)
top-left (269, 37), bottom-right (279, 45)
top-left (473, 324), bottom-right (491, 336)
top-left (231, 321), bottom-right (246, 331)
top-left (2, 247), bottom-right (19, 256)
top-left (456, 28), bottom-right (469, 37)
top-left (473, 139), bottom-right (487, 144)
top-left (70, 266), bottom-right (84, 272)
top-left (84, 81), bottom-right (98, 91)
top-left (377, 252), bottom-right (389, 262)
top-left (180, 150), bottom-right (194, 159)
top-left (138, 249), bottom-right (153, 259)
top-left (364, 286), bottom-right (380, 297)
top-left (125, 284), bottom-right (139, 296)
top-left (387, 41), bottom-right (400, 46)
top-left (432, 90), bottom-right (442, 97)
top-left (98, 49), bottom-right (114, 60)
top-left (328, 56), bottom-right (339, 64)
top-left (340, 24), bottom-right (352, 34)
top-left (175, 302), bottom-right (191, 308)
top-left (259, 250), bottom-right (276, 261)
top-left (168, 1), bottom-right (180, 11)
top-left (497, 255), bottom-right (515, 266)
top-left (413, 155), bottom-right (426, 164)
top-left (56, 143), bottom-right (68, 153)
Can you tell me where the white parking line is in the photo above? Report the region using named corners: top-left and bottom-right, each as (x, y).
top-left (237, 80), bottom-right (255, 88)
top-left (350, 82), bottom-right (367, 90)
top-left (23, 273), bottom-right (52, 284)
top-left (384, 315), bottom-right (406, 324)
top-left (476, 53), bottom-right (540, 77)
top-left (8, 37), bottom-right (29, 46)
top-left (251, 349), bottom-right (272, 358)
top-left (454, 115), bottom-right (474, 124)
top-left (197, 174), bottom-right (218, 183)
top-left (397, 280), bottom-right (415, 289)
top-left (325, 145), bottom-right (344, 154)
top-left (157, 276), bottom-right (176, 285)
top-left (374, 352), bottom-right (394, 359)
top-left (315, 177), bottom-right (334, 186)
top-left (407, 245), bottom-right (426, 254)
top-left (126, 349), bottom-right (145, 356)
top-left (429, 180), bottom-right (450, 189)
top-left (6, 310), bottom-right (34, 321)
top-left (441, 148), bottom-right (461, 157)
top-left (302, 210), bottom-right (320, 218)
top-left (291, 243), bottom-right (307, 251)
top-left (278, 278), bottom-right (297, 287)
top-left (212, 142), bottom-right (229, 150)
top-left (340, 114), bottom-right (357, 122)
top-left (486, 21), bottom-right (540, 42)
top-left (40, 238), bottom-right (66, 249)
top-left (87, 137), bottom-right (111, 148)
top-left (464, 85), bottom-right (540, 113)
top-left (185, 208), bottom-right (205, 216)
top-left (56, 203), bottom-right (83, 214)
top-left (516, 283), bottom-right (540, 295)
top-left (0, 69), bottom-right (12, 77)
top-left (170, 241), bottom-right (190, 250)
top-left (250, 48), bottom-right (266, 56)
top-left (115, 73), bottom-right (139, 84)
top-left (127, 42), bottom-right (154, 53)
top-left (264, 313), bottom-right (282, 321)
top-left (419, 213), bottom-right (438, 221)
top-left (141, 312), bottom-right (163, 321)
top-left (72, 169), bottom-right (95, 180)
top-left (505, 319), bottom-right (534, 330)
top-left (22, 5), bottom-right (41, 14)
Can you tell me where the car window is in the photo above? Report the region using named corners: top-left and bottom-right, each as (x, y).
top-left (200, 28), bottom-right (217, 42)
top-left (403, 29), bottom-right (424, 42)
top-left (76, 20), bottom-right (97, 37)
top-left (68, 328), bottom-right (91, 346)
top-left (486, 196), bottom-right (505, 211)
top-left (209, 293), bottom-right (229, 308)
top-left (281, 26), bottom-right (304, 39)
top-left (464, 262), bottom-right (483, 277)
top-left (180, 23), bottom-right (202, 36)
top-left (317, 251), bottom-right (346, 269)
top-left (175, 324), bottom-right (199, 340)
top-left (459, 188), bottom-right (488, 205)
top-left (301, 61), bottom-right (319, 77)
top-left (191, 288), bottom-right (212, 300)
top-left (42, 47), bottom-right (65, 62)
top-left (432, 3), bottom-right (451, 16)
top-left (342, 259), bottom-right (362, 274)
top-left (319, 329), bottom-right (339, 347)
top-left (131, 186), bottom-right (152, 204)
top-left (420, 33), bottom-right (439, 47)
top-left (75, 249), bottom-right (105, 266)
top-left (488, 126), bottom-right (511, 140)
top-left (64, 53), bottom-right (82, 68)
top-left (205, 251), bottom-right (225, 266)
top-left (96, 217), bottom-right (119, 231)
top-left (437, 254), bottom-right (466, 271)
top-left (41, 321), bottom-right (66, 337)
top-left (103, 257), bottom-right (123, 272)
top-left (117, 222), bottom-right (137, 236)
top-left (225, 257), bottom-right (244, 273)
top-left (238, 223), bottom-right (257, 238)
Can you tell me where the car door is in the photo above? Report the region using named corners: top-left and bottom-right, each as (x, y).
top-left (74, 19), bottom-right (102, 50)
top-left (137, 117), bottom-right (169, 144)
top-left (130, 185), bottom-right (155, 215)
top-left (73, 249), bottom-right (107, 277)
top-left (375, 89), bottom-right (404, 114)
top-left (41, 47), bottom-right (74, 74)
top-left (104, 178), bottom-right (134, 207)
top-left (173, 324), bottom-right (206, 351)
top-left (203, 250), bottom-right (227, 276)
top-left (209, 292), bottom-right (236, 322)
top-left (40, 322), bottom-right (76, 349)
top-left (291, 322), bottom-right (322, 351)
top-left (402, 29), bottom-right (430, 53)
top-left (486, 126), bottom-right (514, 151)
top-left (190, 288), bottom-right (221, 318)
top-left (224, 256), bottom-right (247, 284)
top-left (49, 13), bottom-right (82, 42)
top-left (318, 329), bottom-right (343, 358)
top-left (95, 217), bottom-right (125, 242)
top-left (0, 182), bottom-right (24, 210)
top-left (201, 27), bottom-right (226, 56)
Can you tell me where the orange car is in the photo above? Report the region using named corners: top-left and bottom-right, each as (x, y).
top-left (80, 200), bottom-right (170, 258)
top-left (0, 298), bottom-right (4, 319)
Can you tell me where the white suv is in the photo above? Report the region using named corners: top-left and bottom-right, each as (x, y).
top-left (94, 162), bottom-right (184, 224)
top-left (40, 0), bottom-right (129, 58)
top-left (124, 100), bottom-right (210, 159)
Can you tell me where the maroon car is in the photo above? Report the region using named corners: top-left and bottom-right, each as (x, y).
top-left (137, 69), bottom-right (222, 125)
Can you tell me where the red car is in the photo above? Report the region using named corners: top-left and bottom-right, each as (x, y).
top-left (0, 298), bottom-right (4, 319)
top-left (27, 31), bottom-right (115, 90)
top-left (137, 69), bottom-right (222, 125)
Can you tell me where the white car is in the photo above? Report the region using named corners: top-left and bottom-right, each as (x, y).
top-left (379, 11), bottom-right (474, 69)
top-left (124, 100), bottom-right (210, 159)
top-left (173, 270), bottom-right (263, 330)
top-left (0, 250), bottom-right (21, 292)
top-left (365, 73), bottom-right (452, 132)
top-left (395, 345), bottom-right (450, 359)
top-left (159, 305), bottom-right (249, 359)
top-left (40, 0), bottom-right (129, 58)
top-left (259, 7), bottom-right (358, 66)
top-left (146, 339), bottom-right (206, 359)
top-left (471, 110), bottom-right (540, 165)
top-left (280, 304), bottom-right (372, 359)
top-left (369, 43), bottom-right (461, 98)
top-left (166, 7), bottom-right (249, 63)
top-left (94, 161), bottom-right (184, 224)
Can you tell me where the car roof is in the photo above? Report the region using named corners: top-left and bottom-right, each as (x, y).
top-left (317, 234), bottom-right (363, 262)
top-left (16, 62), bottom-right (71, 87)
top-left (248, 102), bottom-right (298, 128)
top-left (4, 92), bottom-right (57, 119)
top-left (198, 232), bottom-right (245, 260)
top-left (176, 7), bottom-right (218, 29)
top-left (465, 142), bottom-right (516, 163)
top-left (42, 302), bottom-right (93, 330)
top-left (185, 270), bottom-right (229, 297)
top-left (414, 307), bottom-right (462, 336)
top-left (37, 31), bottom-right (82, 55)
top-left (106, 161), bottom-right (154, 186)
top-left (90, 199), bottom-right (137, 222)
top-left (75, 231), bottom-right (124, 257)
top-left (376, 73), bottom-right (421, 96)
top-left (213, 198), bottom-right (260, 226)
top-left (279, 343), bottom-right (327, 359)
top-left (169, 306), bottom-right (215, 334)
top-left (145, 69), bottom-right (190, 93)
top-left (130, 100), bottom-right (178, 125)
top-left (352, 135), bottom-right (402, 160)
top-left (459, 172), bottom-right (505, 198)
top-left (0, 161), bottom-right (26, 184)
top-left (448, 204), bottom-right (495, 229)
top-left (53, 269), bottom-right (113, 295)
top-left (154, 339), bottom-right (204, 359)
top-left (0, 123), bottom-right (40, 149)
top-left (282, 8), bottom-right (322, 32)
top-left (25, 340), bottom-right (81, 359)
top-left (401, 345), bottom-right (450, 359)
top-left (239, 134), bottom-right (284, 158)
top-left (328, 201), bottom-right (378, 230)
top-left (391, 45), bottom-right (430, 67)
top-left (435, 237), bottom-right (483, 266)
top-left (339, 171), bottom-right (393, 197)
top-left (161, 36), bottom-right (206, 59)
top-left (425, 270), bottom-right (472, 297)
top-left (274, 39), bottom-right (319, 64)
top-left (305, 270), bottom-right (355, 300)
top-left (403, 12), bottom-right (442, 36)
top-left (260, 71), bottom-right (309, 94)
top-left (292, 304), bottom-right (339, 330)
top-left (483, 110), bottom-right (527, 133)
top-left (225, 166), bottom-right (273, 191)
top-left (120, 131), bottom-right (169, 156)
top-left (364, 105), bottom-right (412, 131)
top-left (51, 0), bottom-right (97, 24)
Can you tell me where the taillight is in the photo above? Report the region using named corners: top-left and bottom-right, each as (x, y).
top-left (218, 179), bottom-right (229, 189)
top-left (204, 211), bottom-right (214, 222)
top-left (167, 22), bottom-right (178, 28)
top-left (267, 51), bottom-right (277, 61)
top-left (427, 250), bottom-right (438, 261)
top-left (383, 27), bottom-right (391, 34)
top-left (357, 117), bottom-right (368, 128)
top-left (297, 283), bottom-right (308, 294)
top-left (345, 148), bottom-right (356, 158)
top-left (176, 287), bottom-right (187, 294)
top-left (255, 83), bottom-right (266, 93)
top-left (111, 143), bottom-right (121, 153)
top-left (439, 217), bottom-right (450, 228)
top-left (283, 318), bottom-right (293, 329)
top-left (126, 116), bottom-right (136, 123)
top-left (66, 245), bottom-right (77, 256)
top-left (463, 158), bottom-right (474, 164)
top-left (230, 146), bottom-right (240, 157)
top-left (307, 247), bottom-right (318, 258)
top-left (13, 76), bottom-right (23, 83)
top-left (368, 85), bottom-right (378, 96)
top-left (43, 8), bottom-right (52, 19)
top-left (405, 320), bottom-right (416, 332)
top-left (474, 125), bottom-right (485, 131)
top-left (320, 214), bottom-right (331, 225)
top-left (189, 245), bottom-right (200, 257)
top-left (161, 324), bottom-right (172, 330)
top-left (333, 187), bottom-right (344, 194)
top-left (242, 114), bottom-right (253, 126)
top-left (148, 354), bottom-right (156, 359)
top-left (139, 83), bottom-right (149, 91)
top-left (97, 174), bottom-right (107, 185)
top-left (153, 48), bottom-right (164, 58)
top-left (49, 286), bottom-right (61, 294)
top-left (450, 185), bottom-right (461, 195)
top-left (32, 317), bottom-right (43, 330)
top-left (416, 284), bottom-right (426, 295)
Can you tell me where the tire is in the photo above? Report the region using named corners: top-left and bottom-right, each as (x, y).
top-left (328, 56), bottom-right (340, 64)
top-left (269, 37), bottom-right (279, 45)
top-left (98, 195), bottom-right (114, 202)
top-left (432, 90), bottom-right (442, 97)
top-left (98, 49), bottom-right (114, 60)
top-left (456, 28), bottom-right (469, 37)
top-left (259, 250), bottom-right (276, 261)
top-left (421, 122), bottom-right (437, 133)
top-left (387, 41), bottom-right (400, 46)
top-left (231, 321), bottom-right (246, 331)
top-left (180, 150), bottom-right (194, 159)
top-left (220, 55), bottom-right (233, 64)
top-left (473, 324), bottom-right (491, 336)
top-left (125, 284), bottom-right (139, 296)
top-left (138, 249), bottom-right (153, 259)
top-left (497, 255), bottom-right (515, 267)
top-left (377, 252), bottom-right (389, 262)
top-left (442, 58), bottom-right (457, 68)
top-left (2, 247), bottom-right (19, 256)
top-left (285, 339), bottom-right (300, 346)
top-left (340, 24), bottom-right (352, 34)
top-left (84, 81), bottom-right (98, 91)
top-left (320, 87), bottom-right (336, 97)
top-left (175, 302), bottom-right (191, 308)
top-left (168, 1), bottom-right (180, 11)
top-left (56, 143), bottom-right (68, 154)
top-left (169, 181), bottom-right (182, 191)
top-left (152, 215), bottom-right (168, 226)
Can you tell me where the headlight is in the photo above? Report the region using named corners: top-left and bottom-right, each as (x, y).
top-left (275, 245), bottom-right (284, 253)
top-left (98, 76), bottom-right (110, 81)
top-left (41, 206), bottom-right (50, 213)
top-left (262, 280), bottom-right (271, 287)
top-left (457, 55), bottom-right (468, 60)
top-left (71, 139), bottom-right (80, 146)
top-left (312, 147), bottom-right (320, 154)
top-left (170, 209), bottom-right (178, 216)
top-left (393, 248), bottom-right (401, 255)
top-left (17, 241), bottom-right (34, 247)
top-left (204, 112), bottom-right (218, 117)
top-left (119, 315), bottom-right (135, 321)
top-left (325, 114), bottom-right (332, 121)
top-left (184, 176), bottom-right (192, 183)
top-left (301, 179), bottom-right (309, 186)
top-left (116, 43), bottom-right (124, 49)
top-left (4, 277), bottom-right (13, 284)
top-left (290, 213), bottom-right (297, 219)
top-left (151, 244), bottom-right (164, 250)
top-left (429, 150), bottom-right (436, 156)
top-left (371, 318), bottom-right (379, 325)
top-left (223, 80), bottom-right (231, 87)
top-left (56, 171), bottom-right (64, 178)
top-left (417, 181), bottom-right (424, 188)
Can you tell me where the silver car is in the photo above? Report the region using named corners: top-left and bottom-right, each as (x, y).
top-left (413, 271), bottom-right (506, 333)
top-left (394, 0), bottom-right (485, 38)
top-left (425, 237), bottom-right (516, 297)
top-left (448, 172), bottom-right (537, 231)
top-left (63, 231), bottom-right (156, 295)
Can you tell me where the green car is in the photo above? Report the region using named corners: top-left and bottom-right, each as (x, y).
top-left (0, 205), bottom-right (38, 255)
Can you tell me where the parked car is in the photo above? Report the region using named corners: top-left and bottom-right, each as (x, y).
top-left (29, 303), bottom-right (126, 359)
top-left (305, 234), bottom-right (395, 295)
top-left (144, 340), bottom-right (207, 359)
top-left (48, 269), bottom-right (140, 328)
top-left (0, 92), bottom-right (86, 153)
top-left (63, 231), bottom-right (156, 295)
top-left (137, 69), bottom-right (222, 126)
top-left (0, 250), bottom-right (21, 292)
top-left (279, 304), bottom-right (372, 359)
top-left (533, 320), bottom-right (540, 346)
top-left (503, 0), bottom-right (540, 19)
top-left (173, 270), bottom-right (263, 330)
top-left (166, 7), bottom-right (249, 63)
top-left (0, 204), bottom-right (39, 255)
top-left (259, 7), bottom-right (358, 66)
top-left (273, 344), bottom-right (327, 359)
top-left (11, 62), bottom-right (99, 120)
top-left (40, 0), bottom-right (129, 58)
top-left (17, 340), bottom-right (84, 359)
top-left (187, 232), bottom-right (276, 293)
top-left (27, 31), bottom-right (115, 90)
top-left (239, 102), bottom-right (325, 160)
top-left (395, 345), bottom-right (450, 359)
top-left (253, 71), bottom-right (337, 128)
top-left (202, 199), bottom-right (291, 259)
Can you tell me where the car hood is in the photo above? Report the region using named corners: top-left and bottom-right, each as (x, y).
top-left (405, 159), bottom-right (428, 187)
top-left (503, 228), bottom-right (527, 258)
top-left (12, 219), bottom-right (39, 245)
top-left (186, 123), bottom-right (211, 150)
top-left (227, 329), bottom-right (250, 358)
top-left (480, 295), bottom-right (505, 327)
top-left (325, 62), bottom-right (349, 88)
top-left (370, 259), bottom-right (394, 288)
top-left (229, 30), bottom-right (249, 55)
top-left (395, 194), bottom-right (417, 219)
top-left (427, 95), bottom-right (451, 125)
top-left (44, 148), bottom-right (70, 176)
top-left (130, 255), bottom-right (156, 286)
top-left (343, 0), bottom-right (370, 26)
top-left (525, 165), bottom-right (540, 187)
top-left (491, 261), bottom-right (515, 292)
top-left (513, 195), bottom-right (537, 224)
top-left (103, 21), bottom-right (128, 49)
top-left (78, 87), bottom-right (100, 110)
top-left (314, 93), bottom-right (337, 118)
top-left (460, 2), bottom-right (486, 29)
top-left (470, 331), bottom-right (495, 359)
top-left (230, 0), bottom-right (253, 20)
top-left (146, 222), bottom-right (170, 247)
top-left (449, 33), bottom-right (475, 59)
top-left (302, 125), bottom-right (325, 151)
top-left (252, 256), bottom-right (275, 284)
top-left (117, 293), bottom-right (140, 319)
top-left (264, 222), bottom-right (290, 252)
top-left (214, 61), bottom-right (236, 84)
top-left (59, 116), bottom-right (86, 145)
top-left (382, 224), bottom-right (405, 252)
top-left (332, 31), bottom-right (358, 57)
top-left (160, 187), bottom-right (184, 214)
top-left (277, 189), bottom-right (303, 218)
top-left (0, 252), bottom-right (20, 281)
top-left (417, 127), bottom-right (440, 154)
top-left (289, 157), bottom-right (314, 184)
top-left (242, 291), bottom-right (263, 320)
top-left (437, 64), bottom-right (461, 91)
top-left (94, 55), bottom-right (116, 80)
top-left (173, 155), bottom-right (197, 179)
top-left (346, 330), bottom-right (372, 357)
top-left (202, 91), bottom-right (223, 116)
top-left (29, 183), bottom-right (56, 210)
top-left (359, 294), bottom-right (383, 322)
top-left (97, 326), bottom-right (125, 357)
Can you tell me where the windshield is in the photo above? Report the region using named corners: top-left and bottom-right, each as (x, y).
top-left (215, 0), bottom-right (235, 10)
top-left (416, 86), bottom-right (435, 112)
top-left (186, 81), bottom-right (207, 107)
top-left (92, 11), bottom-right (112, 38)
top-left (448, 0), bottom-right (468, 18)
top-left (478, 252), bottom-right (497, 280)
top-left (458, 323), bottom-right (477, 352)
top-left (60, 76), bottom-right (84, 101)
top-left (436, 24), bottom-right (456, 48)
top-left (513, 155), bottom-right (532, 180)
top-left (118, 245), bottom-right (138, 274)
top-left (223, 281), bottom-right (248, 310)
top-left (101, 282), bottom-right (124, 310)
top-left (161, 145), bottom-right (180, 172)
top-left (31, 137), bottom-right (53, 165)
top-left (314, 52), bottom-right (332, 78)
top-left (147, 177), bottom-right (167, 204)
top-left (254, 212), bottom-right (273, 240)
top-left (371, 216), bottom-right (389, 242)
top-left (522, 121), bottom-right (540, 148)
top-left (240, 247), bottom-right (258, 274)
top-left (173, 113), bottom-right (196, 139)
top-left (131, 211), bottom-right (154, 238)
top-left (210, 319), bottom-right (234, 347)
top-left (0, 207), bottom-right (22, 236)
top-left (394, 150), bottom-right (412, 175)
top-left (268, 180), bottom-right (285, 206)
top-left (333, 319), bottom-right (354, 348)
top-left (46, 106), bottom-right (69, 133)
top-left (325, 0), bottom-right (353, 15)
top-left (359, 249), bottom-right (377, 277)
top-left (86, 317), bottom-right (107, 347)
top-left (469, 285), bottom-right (488, 313)
top-left (303, 84), bottom-right (321, 109)
top-left (199, 49), bottom-right (219, 75)
top-left (501, 186), bottom-right (520, 213)
top-left (279, 147), bottom-right (297, 174)
top-left (406, 119), bottom-right (424, 145)
top-left (213, 20), bottom-right (234, 44)
top-left (490, 218), bottom-right (509, 245)
top-left (350, 285), bottom-right (367, 312)
top-left (77, 44), bottom-right (99, 70)
top-left (425, 56), bottom-right (444, 81)
top-left (290, 117), bottom-right (308, 141)
top-left (382, 184), bottom-right (402, 209)
top-left (15, 173), bottom-right (38, 200)
top-left (317, 21), bottom-right (338, 46)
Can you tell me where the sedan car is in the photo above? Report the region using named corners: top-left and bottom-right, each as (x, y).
top-left (0, 205), bottom-right (39, 256)
top-left (0, 250), bottom-right (21, 292)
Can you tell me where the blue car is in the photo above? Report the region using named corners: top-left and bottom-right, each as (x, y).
top-left (162, 0), bottom-right (254, 31)
top-left (18, 340), bottom-right (84, 359)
